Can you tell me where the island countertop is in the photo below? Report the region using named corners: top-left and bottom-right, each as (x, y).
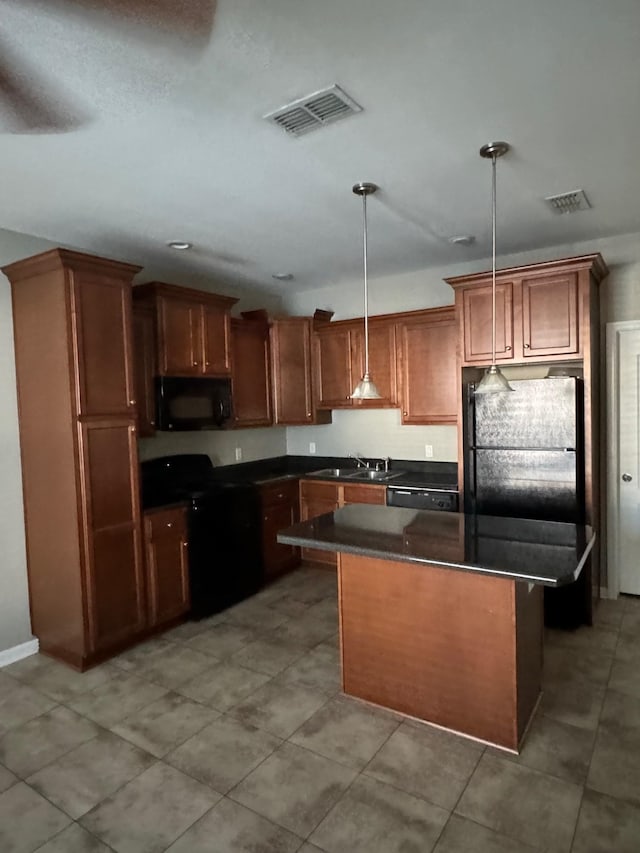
top-left (278, 504), bottom-right (595, 587)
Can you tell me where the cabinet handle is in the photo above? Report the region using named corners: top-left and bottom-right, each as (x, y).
top-left (505, 345), bottom-right (512, 351)
top-left (524, 343), bottom-right (530, 349)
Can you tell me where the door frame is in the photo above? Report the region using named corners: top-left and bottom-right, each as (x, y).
top-left (605, 319), bottom-right (640, 599)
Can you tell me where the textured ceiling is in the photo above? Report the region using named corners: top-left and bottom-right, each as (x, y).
top-left (2, 0), bottom-right (640, 294)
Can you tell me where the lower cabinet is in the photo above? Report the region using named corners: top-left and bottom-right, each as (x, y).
top-left (299, 480), bottom-right (386, 568)
top-left (142, 506), bottom-right (190, 628)
top-left (261, 479), bottom-right (301, 580)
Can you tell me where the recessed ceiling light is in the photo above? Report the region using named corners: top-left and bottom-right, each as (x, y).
top-left (272, 272), bottom-right (294, 281)
top-left (167, 241), bottom-right (192, 251)
top-left (448, 235), bottom-right (475, 246)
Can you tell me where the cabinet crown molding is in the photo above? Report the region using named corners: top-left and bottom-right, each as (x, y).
top-left (3, 248), bottom-right (142, 282)
top-left (445, 253), bottom-right (608, 290)
top-left (133, 280), bottom-right (238, 309)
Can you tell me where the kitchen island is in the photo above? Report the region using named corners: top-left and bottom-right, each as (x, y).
top-left (278, 505), bottom-right (595, 751)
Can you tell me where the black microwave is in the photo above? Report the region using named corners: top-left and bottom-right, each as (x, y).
top-left (155, 376), bottom-right (233, 431)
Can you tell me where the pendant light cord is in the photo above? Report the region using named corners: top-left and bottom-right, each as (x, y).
top-left (362, 190), bottom-right (370, 376)
top-left (491, 151), bottom-right (497, 366)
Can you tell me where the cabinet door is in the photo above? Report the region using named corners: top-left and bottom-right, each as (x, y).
top-left (159, 298), bottom-right (200, 375)
top-left (521, 273), bottom-right (579, 358)
top-left (271, 319), bottom-right (314, 424)
top-left (299, 480), bottom-right (339, 567)
top-left (231, 321), bottom-right (272, 427)
top-left (78, 419), bottom-right (146, 653)
top-left (263, 502), bottom-right (300, 580)
top-left (73, 273), bottom-right (136, 416)
top-left (202, 304), bottom-right (232, 375)
top-left (342, 483), bottom-right (387, 505)
top-left (144, 508), bottom-right (190, 627)
top-left (351, 321), bottom-right (399, 408)
top-left (462, 283), bottom-right (514, 364)
top-left (315, 327), bottom-right (354, 408)
top-left (399, 318), bottom-right (458, 424)
top-left (132, 305), bottom-right (157, 436)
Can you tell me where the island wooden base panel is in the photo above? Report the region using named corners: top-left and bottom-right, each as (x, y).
top-left (337, 553), bottom-right (543, 751)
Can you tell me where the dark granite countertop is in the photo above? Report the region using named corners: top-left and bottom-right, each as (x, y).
top-left (278, 504), bottom-right (595, 587)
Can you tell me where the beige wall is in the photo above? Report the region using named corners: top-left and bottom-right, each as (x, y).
top-left (1, 226), bottom-right (639, 655)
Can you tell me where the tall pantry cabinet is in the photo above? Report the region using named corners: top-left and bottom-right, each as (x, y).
top-left (5, 249), bottom-right (146, 670)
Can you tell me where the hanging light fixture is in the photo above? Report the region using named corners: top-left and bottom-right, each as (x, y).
top-left (475, 142), bottom-right (513, 394)
top-left (351, 181), bottom-right (382, 400)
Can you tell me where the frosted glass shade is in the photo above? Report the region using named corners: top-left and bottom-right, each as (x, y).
top-left (351, 373), bottom-right (382, 400)
top-left (474, 364), bottom-right (514, 394)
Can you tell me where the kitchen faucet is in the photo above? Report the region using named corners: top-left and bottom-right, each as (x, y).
top-left (349, 453), bottom-right (369, 469)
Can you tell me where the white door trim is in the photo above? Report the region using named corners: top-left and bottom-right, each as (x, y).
top-left (606, 319), bottom-right (640, 599)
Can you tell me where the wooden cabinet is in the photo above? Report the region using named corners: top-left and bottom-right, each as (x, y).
top-left (132, 302), bottom-right (157, 436)
top-left (299, 479), bottom-right (387, 567)
top-left (5, 248), bottom-right (146, 670)
top-left (270, 317), bottom-right (331, 425)
top-left (143, 507), bottom-right (190, 628)
top-left (133, 282), bottom-right (237, 378)
top-left (446, 258), bottom-right (604, 366)
top-left (260, 479), bottom-right (300, 580)
top-left (231, 317), bottom-right (272, 428)
top-left (397, 308), bottom-right (458, 425)
top-left (314, 318), bottom-right (398, 409)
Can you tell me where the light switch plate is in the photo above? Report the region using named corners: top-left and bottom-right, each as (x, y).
top-left (424, 444), bottom-right (433, 458)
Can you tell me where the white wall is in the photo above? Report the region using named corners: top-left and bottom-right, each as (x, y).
top-left (138, 426), bottom-right (286, 465)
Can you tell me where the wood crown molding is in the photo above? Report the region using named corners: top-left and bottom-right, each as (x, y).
top-left (133, 280), bottom-right (238, 309)
top-left (445, 253), bottom-right (609, 290)
top-left (2, 248), bottom-right (142, 282)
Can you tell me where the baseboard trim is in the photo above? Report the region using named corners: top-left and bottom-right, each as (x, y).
top-left (599, 586), bottom-right (614, 600)
top-left (0, 638), bottom-right (39, 668)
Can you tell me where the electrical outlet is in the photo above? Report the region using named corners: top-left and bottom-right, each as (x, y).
top-left (424, 444), bottom-right (433, 458)
top-left (235, 447), bottom-right (242, 461)
top-left (309, 442), bottom-right (316, 454)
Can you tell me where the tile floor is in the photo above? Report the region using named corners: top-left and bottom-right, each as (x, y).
top-left (1, 566), bottom-right (640, 852)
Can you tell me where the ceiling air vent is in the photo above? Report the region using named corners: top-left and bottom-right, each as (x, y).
top-left (544, 189), bottom-right (592, 214)
top-left (264, 85), bottom-right (362, 137)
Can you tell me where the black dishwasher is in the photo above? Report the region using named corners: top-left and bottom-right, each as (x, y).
top-left (141, 454), bottom-right (263, 619)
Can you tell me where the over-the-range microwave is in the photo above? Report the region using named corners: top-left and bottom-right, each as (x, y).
top-left (155, 376), bottom-right (233, 431)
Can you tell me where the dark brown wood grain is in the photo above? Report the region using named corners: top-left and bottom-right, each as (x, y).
top-left (231, 318), bottom-right (272, 428)
top-left (143, 506), bottom-right (190, 628)
top-left (261, 479), bottom-right (301, 579)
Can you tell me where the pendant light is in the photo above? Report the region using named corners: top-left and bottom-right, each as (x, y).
top-left (474, 142), bottom-right (513, 394)
top-left (351, 182), bottom-right (382, 400)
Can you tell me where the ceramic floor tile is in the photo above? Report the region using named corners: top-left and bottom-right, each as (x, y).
top-left (607, 658), bottom-right (640, 700)
top-left (230, 677), bottom-right (329, 738)
top-left (542, 645), bottom-right (613, 689)
top-left (176, 660), bottom-right (270, 711)
top-left (539, 680), bottom-right (605, 731)
top-left (572, 787), bottom-right (640, 853)
top-left (613, 632), bottom-right (640, 664)
top-left (111, 692), bottom-right (217, 758)
top-left (489, 714), bottom-right (596, 784)
top-left (545, 626), bottom-right (618, 655)
top-left (303, 599), bottom-right (339, 631)
top-left (183, 623), bottom-right (260, 659)
top-left (2, 654), bottom-right (62, 683)
top-left (229, 637), bottom-right (307, 677)
top-left (0, 781), bottom-right (70, 853)
top-left (165, 795), bottom-right (302, 853)
top-left (5, 657), bottom-right (117, 704)
top-left (166, 715), bottom-right (281, 794)
top-left (110, 637), bottom-right (175, 673)
top-left (433, 814), bottom-right (541, 853)
top-left (65, 672), bottom-right (168, 728)
top-left (267, 613), bottom-right (337, 648)
top-left (620, 607), bottom-right (640, 637)
top-left (0, 762), bottom-right (18, 793)
top-left (33, 822), bottom-right (113, 852)
top-left (131, 643), bottom-right (215, 690)
top-left (27, 730), bottom-right (155, 818)
top-left (297, 845), bottom-right (328, 853)
top-left (267, 594), bottom-right (313, 618)
top-left (229, 741), bottom-right (357, 838)
top-left (309, 774), bottom-right (449, 853)
top-left (598, 686), bottom-right (640, 732)
top-left (223, 601), bottom-right (289, 632)
top-left (0, 680), bottom-right (57, 737)
top-left (290, 696), bottom-right (400, 770)
top-left (592, 598), bottom-right (626, 630)
top-left (364, 719), bottom-right (484, 810)
top-left (455, 753), bottom-right (582, 852)
top-left (280, 644), bottom-right (342, 694)
top-left (587, 728), bottom-right (640, 804)
top-left (0, 705), bottom-right (100, 778)
top-left (161, 619), bottom-right (211, 643)
top-left (81, 761), bottom-right (219, 853)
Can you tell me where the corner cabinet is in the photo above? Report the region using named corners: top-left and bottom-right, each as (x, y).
top-left (133, 281), bottom-right (238, 378)
top-left (5, 249), bottom-right (146, 670)
top-left (446, 255), bottom-right (608, 366)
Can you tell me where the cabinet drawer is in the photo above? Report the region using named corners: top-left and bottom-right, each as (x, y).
top-left (300, 480), bottom-right (340, 502)
top-left (144, 507), bottom-right (187, 541)
top-left (342, 484), bottom-right (387, 505)
top-left (260, 478), bottom-right (299, 507)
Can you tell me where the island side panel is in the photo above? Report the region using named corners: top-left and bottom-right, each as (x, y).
top-left (515, 581), bottom-right (544, 742)
top-left (338, 552), bottom-right (521, 750)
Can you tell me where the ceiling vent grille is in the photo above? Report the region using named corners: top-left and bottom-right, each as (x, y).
top-left (264, 85), bottom-right (362, 137)
top-left (544, 189), bottom-right (592, 214)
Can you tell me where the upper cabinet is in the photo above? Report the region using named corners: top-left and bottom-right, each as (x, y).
top-left (314, 318), bottom-right (398, 409)
top-left (132, 302), bottom-right (157, 437)
top-left (230, 314), bottom-right (272, 428)
top-left (397, 308), bottom-right (457, 425)
top-left (446, 255), bottom-right (608, 366)
top-left (133, 282), bottom-right (237, 378)
top-left (270, 317), bottom-right (331, 425)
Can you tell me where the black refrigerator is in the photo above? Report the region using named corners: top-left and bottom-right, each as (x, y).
top-left (463, 376), bottom-right (589, 627)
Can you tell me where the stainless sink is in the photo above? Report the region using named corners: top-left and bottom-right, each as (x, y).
top-left (308, 468), bottom-right (358, 478)
top-left (345, 469), bottom-right (406, 481)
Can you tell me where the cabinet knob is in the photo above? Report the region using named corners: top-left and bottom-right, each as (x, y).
top-left (182, 540), bottom-right (189, 547)
top-left (523, 343), bottom-right (530, 349)
top-left (131, 425), bottom-right (137, 433)
top-left (205, 361), bottom-right (211, 367)
top-left (307, 412), bottom-right (312, 418)
top-left (150, 420), bottom-right (156, 426)
top-left (505, 345), bottom-right (512, 351)
top-left (345, 396), bottom-right (350, 400)
top-left (129, 399), bottom-right (136, 406)
top-left (403, 411), bottom-right (408, 416)
top-left (167, 522), bottom-right (173, 528)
